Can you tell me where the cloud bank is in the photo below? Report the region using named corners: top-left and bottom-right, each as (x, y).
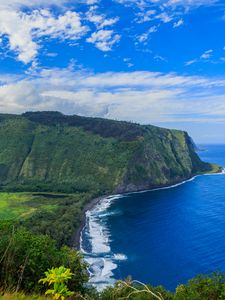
top-left (0, 68), bottom-right (225, 127)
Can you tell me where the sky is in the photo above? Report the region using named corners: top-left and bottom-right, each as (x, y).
top-left (0, 0), bottom-right (225, 143)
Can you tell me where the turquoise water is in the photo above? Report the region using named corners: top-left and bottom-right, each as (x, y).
top-left (81, 145), bottom-right (225, 290)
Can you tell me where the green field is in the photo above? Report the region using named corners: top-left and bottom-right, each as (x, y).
top-left (0, 192), bottom-right (59, 220)
top-left (0, 191), bottom-right (93, 246)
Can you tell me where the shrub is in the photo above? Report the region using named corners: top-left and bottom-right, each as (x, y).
top-left (0, 222), bottom-right (88, 293)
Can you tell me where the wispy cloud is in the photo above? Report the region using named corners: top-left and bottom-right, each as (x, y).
top-left (86, 29), bottom-right (120, 51)
top-left (86, 6), bottom-right (119, 29)
top-left (185, 49), bottom-right (215, 66)
top-left (185, 59), bottom-right (198, 66)
top-left (0, 68), bottom-right (225, 126)
top-left (173, 19), bottom-right (184, 28)
top-left (136, 26), bottom-right (158, 44)
top-left (0, 0), bottom-right (121, 63)
top-left (0, 9), bottom-right (88, 63)
top-left (200, 49), bottom-right (213, 59)
top-left (0, 0), bottom-right (222, 64)
top-left (117, 0), bottom-right (219, 24)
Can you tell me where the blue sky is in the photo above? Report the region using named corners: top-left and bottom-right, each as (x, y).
top-left (0, 0), bottom-right (225, 143)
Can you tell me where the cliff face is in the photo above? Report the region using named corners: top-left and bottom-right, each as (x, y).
top-left (116, 127), bottom-right (211, 193)
top-left (0, 112), bottom-right (212, 194)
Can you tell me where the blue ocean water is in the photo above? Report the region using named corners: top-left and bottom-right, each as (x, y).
top-left (81, 144), bottom-right (225, 291)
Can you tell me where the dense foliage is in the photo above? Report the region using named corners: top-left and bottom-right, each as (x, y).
top-left (22, 111), bottom-right (145, 141)
top-left (0, 222), bottom-right (88, 293)
top-left (0, 112), bottom-right (219, 300)
top-left (0, 112), bottom-right (214, 247)
top-left (2, 273), bottom-right (225, 299)
top-left (0, 112), bottom-right (213, 195)
top-left (0, 192), bottom-right (95, 247)
top-left (19, 192), bottom-right (94, 247)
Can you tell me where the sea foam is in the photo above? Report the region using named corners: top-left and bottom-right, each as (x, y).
top-left (80, 195), bottom-right (127, 291)
top-left (80, 168), bottom-right (225, 291)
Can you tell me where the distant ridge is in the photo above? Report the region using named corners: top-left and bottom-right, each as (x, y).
top-left (0, 111), bottom-right (213, 194)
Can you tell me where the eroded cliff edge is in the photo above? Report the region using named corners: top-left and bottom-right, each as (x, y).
top-left (0, 111), bottom-right (215, 194)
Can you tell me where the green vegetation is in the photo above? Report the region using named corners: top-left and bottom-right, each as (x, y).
top-left (206, 163), bottom-right (221, 174)
top-left (39, 267), bottom-right (75, 300)
top-left (97, 273), bottom-right (225, 299)
top-left (0, 111), bottom-right (214, 247)
top-left (0, 112), bottom-right (219, 299)
top-left (0, 192), bottom-right (93, 246)
top-left (0, 192), bottom-right (60, 220)
top-left (0, 112), bottom-right (213, 195)
top-left (0, 294), bottom-right (47, 300)
top-left (0, 223), bottom-right (88, 293)
top-left (1, 273), bottom-right (225, 299)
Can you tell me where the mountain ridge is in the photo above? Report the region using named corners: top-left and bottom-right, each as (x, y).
top-left (0, 111), bottom-right (216, 195)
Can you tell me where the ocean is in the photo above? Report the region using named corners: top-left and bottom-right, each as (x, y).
top-left (80, 144), bottom-right (225, 291)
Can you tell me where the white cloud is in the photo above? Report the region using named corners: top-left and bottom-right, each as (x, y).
top-left (185, 50), bottom-right (214, 66)
top-left (117, 0), bottom-right (219, 36)
top-left (0, 9), bottom-right (88, 63)
top-left (155, 12), bottom-right (173, 23)
top-left (123, 57), bottom-right (134, 67)
top-left (0, 0), bottom-right (98, 9)
top-left (173, 19), bottom-right (184, 28)
top-left (120, 0), bottom-right (216, 50)
top-left (0, 0), bottom-right (123, 63)
top-left (0, 68), bottom-right (225, 126)
top-left (200, 49), bottom-right (213, 59)
top-left (0, 10), bottom-right (38, 64)
top-left (0, 0), bottom-right (68, 9)
top-left (135, 10), bottom-right (156, 23)
top-left (137, 26), bottom-right (158, 43)
top-left (154, 55), bottom-right (167, 62)
top-left (86, 7), bottom-right (119, 29)
top-left (0, 0), bottom-right (220, 64)
top-left (86, 0), bottom-right (99, 5)
top-left (86, 29), bottom-right (120, 51)
top-left (166, 0), bottom-right (218, 8)
top-left (185, 59), bottom-right (197, 66)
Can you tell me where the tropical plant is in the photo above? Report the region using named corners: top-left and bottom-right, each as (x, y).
top-left (0, 223), bottom-right (88, 293)
top-left (39, 266), bottom-right (74, 300)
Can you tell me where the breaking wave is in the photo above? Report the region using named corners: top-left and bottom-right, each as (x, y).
top-left (80, 195), bottom-right (127, 291)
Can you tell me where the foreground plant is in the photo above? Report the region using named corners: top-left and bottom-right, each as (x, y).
top-left (115, 279), bottom-right (164, 300)
top-left (39, 266), bottom-right (74, 300)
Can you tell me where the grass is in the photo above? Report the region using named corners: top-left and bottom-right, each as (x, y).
top-left (0, 293), bottom-right (48, 300)
top-left (0, 113), bottom-right (215, 247)
top-left (206, 163), bottom-right (222, 174)
top-left (0, 191), bottom-right (94, 246)
top-left (0, 192), bottom-right (63, 221)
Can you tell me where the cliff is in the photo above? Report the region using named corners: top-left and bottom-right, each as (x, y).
top-left (0, 111), bottom-right (212, 194)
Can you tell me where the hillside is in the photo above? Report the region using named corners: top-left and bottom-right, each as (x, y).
top-left (0, 112), bottom-right (216, 247)
top-left (0, 111), bottom-right (213, 194)
top-left (0, 112), bottom-right (220, 297)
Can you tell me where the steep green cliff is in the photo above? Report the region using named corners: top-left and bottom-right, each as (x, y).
top-left (0, 111), bottom-right (212, 194)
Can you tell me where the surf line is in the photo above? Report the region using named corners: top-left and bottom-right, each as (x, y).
top-left (80, 167), bottom-right (225, 290)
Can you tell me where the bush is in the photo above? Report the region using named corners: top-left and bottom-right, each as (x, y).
top-left (0, 222), bottom-right (88, 293)
top-left (174, 273), bottom-right (225, 300)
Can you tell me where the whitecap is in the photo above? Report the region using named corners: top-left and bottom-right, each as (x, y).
top-left (113, 253), bottom-right (127, 261)
top-left (204, 167), bottom-right (225, 176)
top-left (80, 195), bottom-right (127, 291)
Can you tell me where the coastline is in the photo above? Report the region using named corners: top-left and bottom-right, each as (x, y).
top-left (73, 195), bottom-right (109, 249)
top-left (74, 165), bottom-right (223, 251)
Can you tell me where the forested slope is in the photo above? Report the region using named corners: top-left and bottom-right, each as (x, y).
top-left (0, 111), bottom-right (212, 194)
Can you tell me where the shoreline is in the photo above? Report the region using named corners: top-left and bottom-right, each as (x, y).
top-left (73, 195), bottom-right (109, 249)
top-left (73, 167), bottom-right (223, 250)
